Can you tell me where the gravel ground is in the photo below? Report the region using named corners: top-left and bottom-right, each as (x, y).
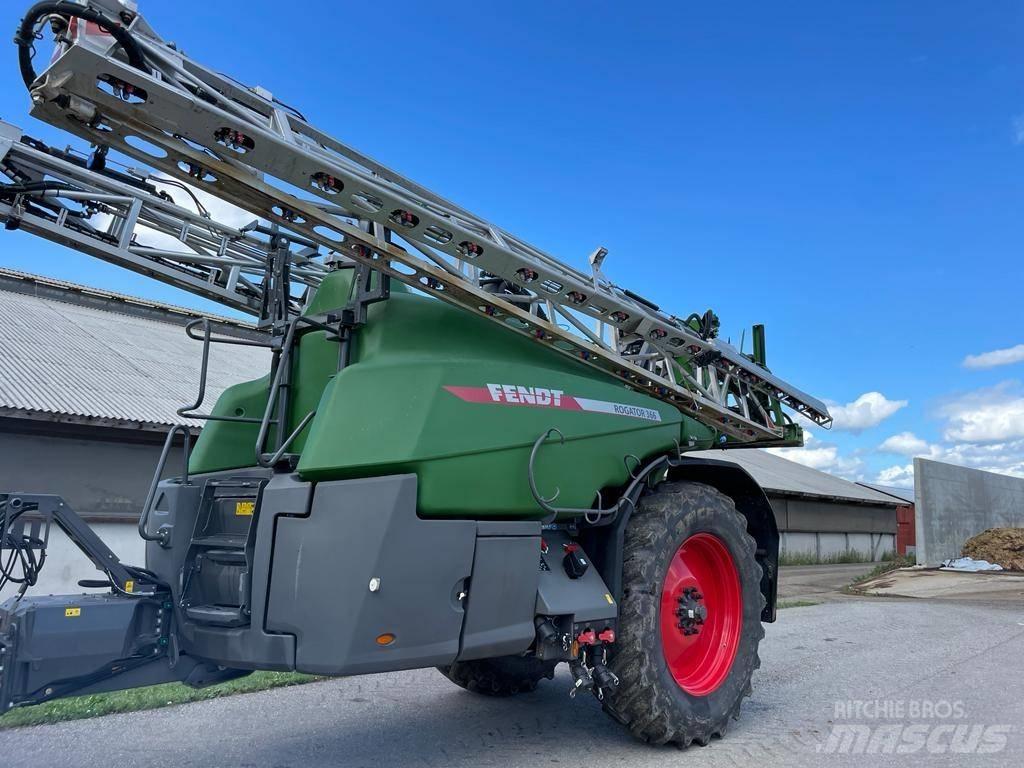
top-left (1, 598), bottom-right (1021, 768)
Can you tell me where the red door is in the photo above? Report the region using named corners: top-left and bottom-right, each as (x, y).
top-left (895, 504), bottom-right (915, 555)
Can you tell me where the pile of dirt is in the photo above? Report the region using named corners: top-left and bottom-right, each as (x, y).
top-left (962, 528), bottom-right (1024, 571)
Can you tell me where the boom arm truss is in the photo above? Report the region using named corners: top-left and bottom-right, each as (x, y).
top-left (0, 121), bottom-right (329, 319)
top-left (8, 0), bottom-right (830, 444)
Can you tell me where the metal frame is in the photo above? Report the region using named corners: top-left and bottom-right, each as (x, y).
top-left (10, 4), bottom-right (831, 444)
top-left (1, 493), bottom-right (164, 595)
top-left (0, 122), bottom-right (332, 319)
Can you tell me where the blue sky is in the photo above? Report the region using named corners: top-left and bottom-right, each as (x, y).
top-left (1, 1), bottom-right (1022, 486)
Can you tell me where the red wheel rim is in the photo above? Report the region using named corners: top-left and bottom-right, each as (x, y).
top-left (659, 532), bottom-right (742, 696)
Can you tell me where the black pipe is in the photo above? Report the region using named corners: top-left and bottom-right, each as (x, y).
top-left (14, 1), bottom-right (148, 89)
top-left (0, 180), bottom-right (73, 198)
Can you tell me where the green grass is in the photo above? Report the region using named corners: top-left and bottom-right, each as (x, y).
top-left (0, 671), bottom-right (317, 730)
top-left (776, 599), bottom-right (820, 610)
top-left (846, 553), bottom-right (916, 593)
top-left (779, 549), bottom-right (880, 566)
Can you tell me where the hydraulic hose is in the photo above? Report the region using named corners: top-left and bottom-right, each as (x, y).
top-left (0, 498), bottom-right (47, 599)
top-left (0, 180), bottom-right (73, 198)
top-left (14, 0), bottom-right (149, 89)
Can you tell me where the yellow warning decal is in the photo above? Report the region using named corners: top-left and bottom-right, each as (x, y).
top-left (604, 593), bottom-right (615, 605)
top-left (124, 580), bottom-right (134, 593)
top-left (235, 501), bottom-right (255, 517)
top-left (65, 607), bottom-right (81, 617)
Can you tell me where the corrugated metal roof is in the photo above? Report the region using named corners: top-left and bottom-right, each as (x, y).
top-left (857, 482), bottom-right (915, 504)
top-left (687, 448), bottom-right (899, 506)
top-left (0, 272), bottom-right (268, 428)
top-left (0, 267), bottom-right (247, 325)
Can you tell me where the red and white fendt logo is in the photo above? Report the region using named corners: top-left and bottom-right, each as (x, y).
top-left (444, 384), bottom-right (662, 423)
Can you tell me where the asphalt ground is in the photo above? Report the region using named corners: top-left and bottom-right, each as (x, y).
top-left (1, 596), bottom-right (1021, 768)
top-left (776, 562), bottom-right (878, 600)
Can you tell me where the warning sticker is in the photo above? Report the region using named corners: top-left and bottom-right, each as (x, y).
top-left (65, 607), bottom-right (81, 618)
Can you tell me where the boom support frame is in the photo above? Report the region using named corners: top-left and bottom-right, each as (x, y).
top-left (9, 1), bottom-right (831, 443)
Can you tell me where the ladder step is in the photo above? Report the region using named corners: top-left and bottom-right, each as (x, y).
top-left (189, 535), bottom-right (248, 550)
top-left (184, 604), bottom-right (247, 627)
top-left (198, 548), bottom-right (247, 564)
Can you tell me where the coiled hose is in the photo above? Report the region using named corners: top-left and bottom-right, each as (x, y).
top-left (14, 0), bottom-right (149, 89)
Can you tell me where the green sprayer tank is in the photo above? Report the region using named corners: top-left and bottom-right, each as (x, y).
top-left (190, 269), bottom-right (717, 518)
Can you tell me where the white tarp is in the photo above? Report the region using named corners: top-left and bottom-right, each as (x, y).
top-left (940, 557), bottom-right (1004, 572)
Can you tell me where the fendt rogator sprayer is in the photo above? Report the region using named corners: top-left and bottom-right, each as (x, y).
top-left (0, 1), bottom-right (832, 746)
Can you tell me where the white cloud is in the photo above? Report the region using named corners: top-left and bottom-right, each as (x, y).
top-left (935, 439), bottom-right (1024, 478)
top-left (939, 383), bottom-right (1024, 442)
top-left (944, 400), bottom-right (1024, 442)
top-left (767, 444), bottom-right (839, 471)
top-left (962, 344), bottom-right (1024, 370)
top-left (766, 439), bottom-right (864, 480)
top-left (826, 392), bottom-right (908, 432)
top-left (878, 431), bottom-right (931, 456)
top-left (147, 176), bottom-right (258, 231)
top-left (875, 438), bottom-right (1024, 489)
top-left (866, 386), bottom-right (1024, 489)
top-left (876, 463), bottom-right (915, 489)
top-left (94, 175), bottom-right (261, 254)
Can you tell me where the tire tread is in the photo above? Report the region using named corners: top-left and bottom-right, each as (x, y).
top-left (603, 481), bottom-right (766, 747)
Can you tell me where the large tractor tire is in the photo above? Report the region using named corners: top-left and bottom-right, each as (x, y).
top-left (604, 481), bottom-right (765, 747)
top-left (438, 656), bottom-right (558, 697)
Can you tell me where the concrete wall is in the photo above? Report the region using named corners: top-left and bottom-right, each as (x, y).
top-left (914, 458), bottom-right (1024, 565)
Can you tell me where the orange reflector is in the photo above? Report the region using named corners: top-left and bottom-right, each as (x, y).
top-left (376, 633), bottom-right (396, 646)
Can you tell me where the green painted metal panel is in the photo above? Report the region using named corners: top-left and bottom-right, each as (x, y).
top-left (187, 374), bottom-right (268, 474)
top-left (189, 270), bottom-right (716, 518)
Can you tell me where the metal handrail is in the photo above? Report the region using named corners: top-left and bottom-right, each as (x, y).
top-left (139, 424), bottom-right (192, 545)
top-left (258, 410), bottom-right (317, 468)
top-left (253, 315), bottom-right (328, 467)
top-left (177, 318), bottom-right (275, 424)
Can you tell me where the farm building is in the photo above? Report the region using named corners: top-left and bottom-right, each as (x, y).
top-left (689, 449), bottom-right (899, 561)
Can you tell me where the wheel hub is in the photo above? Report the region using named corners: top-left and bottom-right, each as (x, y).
top-left (675, 587), bottom-right (707, 636)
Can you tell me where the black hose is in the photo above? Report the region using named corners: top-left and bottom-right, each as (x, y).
top-left (0, 180), bottom-right (74, 199)
top-left (14, 0), bottom-right (149, 89)
top-left (0, 499), bottom-right (47, 599)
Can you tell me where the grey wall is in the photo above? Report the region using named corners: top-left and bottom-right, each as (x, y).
top-left (768, 496), bottom-right (897, 561)
top-left (769, 496), bottom-right (896, 533)
top-left (914, 458), bottom-right (1024, 565)
top-left (0, 419), bottom-right (184, 519)
top-left (0, 419), bottom-right (184, 598)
